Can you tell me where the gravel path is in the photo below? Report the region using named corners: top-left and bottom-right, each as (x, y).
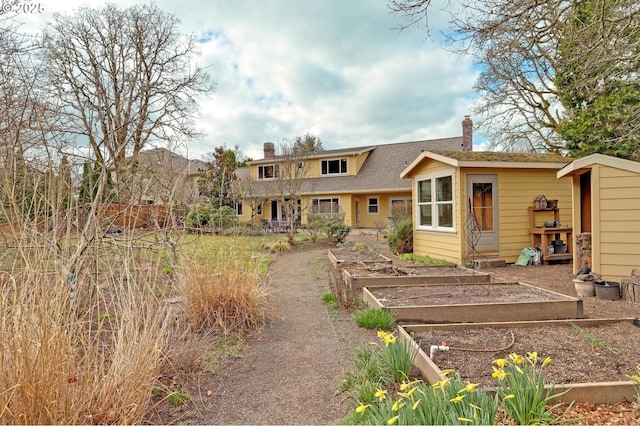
top-left (199, 248), bottom-right (375, 425)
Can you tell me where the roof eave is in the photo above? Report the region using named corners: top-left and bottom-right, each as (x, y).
top-left (557, 153), bottom-right (640, 178)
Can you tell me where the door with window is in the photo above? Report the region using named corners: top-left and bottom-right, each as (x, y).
top-left (467, 175), bottom-right (498, 251)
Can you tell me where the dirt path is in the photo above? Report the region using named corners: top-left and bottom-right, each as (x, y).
top-left (197, 248), bottom-right (375, 425)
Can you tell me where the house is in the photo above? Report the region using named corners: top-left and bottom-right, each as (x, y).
top-left (109, 148), bottom-right (207, 206)
top-left (557, 153), bottom-right (640, 281)
top-left (400, 150), bottom-right (573, 264)
top-left (234, 117), bottom-right (474, 228)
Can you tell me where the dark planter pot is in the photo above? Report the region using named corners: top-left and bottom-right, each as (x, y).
top-left (594, 281), bottom-right (621, 301)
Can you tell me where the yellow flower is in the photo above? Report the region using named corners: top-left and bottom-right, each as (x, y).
top-left (491, 368), bottom-right (507, 380)
top-left (355, 404), bottom-right (369, 414)
top-left (503, 394), bottom-right (516, 400)
top-left (432, 378), bottom-right (451, 389)
top-left (449, 394), bottom-right (465, 403)
top-left (412, 399), bottom-right (422, 410)
top-left (515, 365), bottom-right (524, 375)
top-left (399, 381), bottom-right (410, 392)
top-left (542, 356), bottom-right (552, 367)
top-left (388, 415), bottom-right (400, 425)
top-left (457, 417), bottom-right (473, 423)
top-left (527, 351), bottom-right (538, 362)
top-left (493, 358), bottom-right (509, 368)
top-left (459, 382), bottom-right (479, 393)
top-left (375, 388), bottom-right (388, 401)
top-left (406, 386), bottom-right (418, 397)
top-left (377, 330), bottom-right (387, 338)
top-left (440, 369), bottom-right (455, 376)
top-left (509, 353), bottom-right (523, 364)
top-left (392, 400), bottom-right (405, 411)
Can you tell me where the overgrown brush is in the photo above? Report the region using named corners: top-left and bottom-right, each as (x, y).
top-left (0, 267), bottom-right (169, 424)
top-left (177, 258), bottom-right (273, 335)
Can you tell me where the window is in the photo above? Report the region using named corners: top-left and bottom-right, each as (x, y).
top-left (417, 173), bottom-right (454, 230)
top-left (321, 158), bottom-right (347, 175)
top-left (234, 201), bottom-right (243, 216)
top-left (368, 197), bottom-right (379, 214)
top-left (390, 198), bottom-right (411, 217)
top-left (258, 164), bottom-right (279, 180)
top-left (310, 197), bottom-right (340, 214)
top-left (256, 202), bottom-right (263, 215)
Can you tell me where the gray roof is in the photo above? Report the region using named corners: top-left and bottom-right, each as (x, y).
top-left (120, 148), bottom-right (208, 175)
top-left (250, 136), bottom-right (464, 196)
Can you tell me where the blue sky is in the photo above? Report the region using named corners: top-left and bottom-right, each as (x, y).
top-left (18, 0), bottom-right (484, 160)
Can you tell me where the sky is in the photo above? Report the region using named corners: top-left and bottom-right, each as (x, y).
top-left (14, 0), bottom-right (484, 161)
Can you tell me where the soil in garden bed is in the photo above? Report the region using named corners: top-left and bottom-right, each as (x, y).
top-left (346, 263), bottom-right (479, 277)
top-left (372, 283), bottom-right (570, 306)
top-left (414, 321), bottom-right (639, 387)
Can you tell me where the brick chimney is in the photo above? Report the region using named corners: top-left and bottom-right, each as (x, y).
top-left (263, 142), bottom-right (275, 158)
top-left (462, 115), bottom-right (473, 151)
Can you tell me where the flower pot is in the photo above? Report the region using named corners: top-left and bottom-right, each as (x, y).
top-left (594, 281), bottom-right (621, 301)
top-left (574, 279), bottom-right (595, 297)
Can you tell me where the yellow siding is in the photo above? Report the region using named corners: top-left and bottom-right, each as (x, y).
top-left (411, 161), bottom-right (464, 263)
top-left (354, 151), bottom-right (370, 174)
top-left (594, 165), bottom-right (640, 281)
top-left (468, 167), bottom-right (571, 262)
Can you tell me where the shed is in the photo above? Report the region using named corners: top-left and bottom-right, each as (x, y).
top-left (401, 151), bottom-right (572, 264)
top-left (557, 153), bottom-right (640, 281)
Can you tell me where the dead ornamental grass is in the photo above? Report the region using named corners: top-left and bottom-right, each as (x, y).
top-left (177, 258), bottom-right (273, 335)
top-left (0, 268), bottom-right (170, 424)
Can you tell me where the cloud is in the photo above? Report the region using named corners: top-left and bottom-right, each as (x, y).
top-left (21, 0), bottom-right (483, 161)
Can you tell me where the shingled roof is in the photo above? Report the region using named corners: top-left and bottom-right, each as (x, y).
top-left (248, 136), bottom-right (465, 196)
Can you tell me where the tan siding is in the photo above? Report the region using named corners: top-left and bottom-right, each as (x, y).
top-left (461, 168), bottom-right (571, 262)
top-left (413, 230), bottom-right (461, 263)
top-left (593, 165), bottom-right (640, 280)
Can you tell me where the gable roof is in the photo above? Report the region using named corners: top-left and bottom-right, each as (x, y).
top-left (557, 153), bottom-right (640, 178)
top-left (401, 150), bottom-right (571, 178)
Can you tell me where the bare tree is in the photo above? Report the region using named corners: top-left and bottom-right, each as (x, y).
top-left (389, 0), bottom-right (640, 154)
top-left (42, 3), bottom-right (215, 171)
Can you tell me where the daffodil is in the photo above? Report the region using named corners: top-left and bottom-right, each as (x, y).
top-left (392, 400), bottom-right (405, 411)
top-left (406, 386), bottom-right (418, 397)
top-left (432, 377), bottom-right (451, 390)
top-left (491, 367), bottom-right (507, 380)
top-left (457, 417), bottom-right (473, 423)
top-left (399, 379), bottom-right (420, 392)
top-left (412, 399), bottom-right (422, 410)
top-left (542, 356), bottom-right (552, 367)
top-left (509, 353), bottom-right (523, 364)
top-left (459, 382), bottom-right (479, 393)
top-left (439, 369), bottom-right (454, 376)
top-left (527, 351), bottom-right (538, 362)
top-left (449, 394), bottom-right (465, 403)
top-left (503, 394), bottom-right (515, 400)
top-left (388, 415), bottom-right (400, 425)
top-left (493, 358), bottom-right (509, 368)
top-left (355, 404), bottom-right (369, 414)
top-left (375, 388), bottom-right (388, 401)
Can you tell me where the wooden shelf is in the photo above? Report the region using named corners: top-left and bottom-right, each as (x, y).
top-left (529, 207), bottom-right (572, 264)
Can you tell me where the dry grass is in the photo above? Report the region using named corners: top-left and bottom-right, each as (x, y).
top-left (177, 257), bottom-right (273, 335)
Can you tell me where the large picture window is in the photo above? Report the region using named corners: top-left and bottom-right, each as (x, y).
top-left (417, 173), bottom-right (454, 230)
top-left (321, 158), bottom-right (347, 175)
top-left (310, 197), bottom-right (340, 214)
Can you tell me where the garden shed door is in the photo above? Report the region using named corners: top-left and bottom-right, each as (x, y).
top-left (467, 174), bottom-right (498, 251)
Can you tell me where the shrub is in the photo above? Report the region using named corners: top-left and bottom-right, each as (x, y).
top-left (210, 205), bottom-right (238, 229)
top-left (185, 205), bottom-right (211, 230)
top-left (376, 330), bottom-right (418, 382)
top-left (388, 218), bottom-right (413, 254)
top-left (325, 218), bottom-right (351, 243)
top-left (321, 292), bottom-right (339, 310)
top-left (353, 308), bottom-right (395, 329)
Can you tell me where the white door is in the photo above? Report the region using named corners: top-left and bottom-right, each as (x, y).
top-left (466, 175), bottom-right (498, 251)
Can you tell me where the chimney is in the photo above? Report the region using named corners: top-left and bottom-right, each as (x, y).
top-left (462, 115), bottom-right (473, 151)
top-left (263, 142), bottom-right (275, 158)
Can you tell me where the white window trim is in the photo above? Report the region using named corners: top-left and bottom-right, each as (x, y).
top-left (320, 158), bottom-right (348, 175)
top-left (389, 197), bottom-right (411, 217)
top-left (310, 197), bottom-right (341, 214)
top-left (367, 197), bottom-right (379, 214)
top-left (415, 170), bottom-right (456, 232)
top-left (234, 201), bottom-right (243, 216)
top-left (258, 164), bottom-right (279, 180)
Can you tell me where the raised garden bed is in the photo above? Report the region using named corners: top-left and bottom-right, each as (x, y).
top-left (364, 282), bottom-right (583, 323)
top-left (399, 318), bottom-right (639, 403)
top-left (343, 263), bottom-right (491, 287)
top-left (327, 248), bottom-right (392, 267)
